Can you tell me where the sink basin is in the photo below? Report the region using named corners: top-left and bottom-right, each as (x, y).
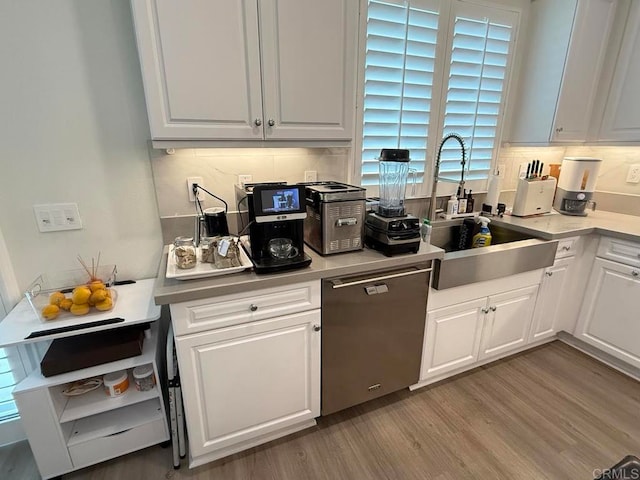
top-left (430, 219), bottom-right (558, 289)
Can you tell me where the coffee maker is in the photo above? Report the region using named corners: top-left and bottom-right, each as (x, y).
top-left (364, 149), bottom-right (421, 256)
top-left (553, 157), bottom-right (602, 216)
top-left (236, 183), bottom-right (312, 273)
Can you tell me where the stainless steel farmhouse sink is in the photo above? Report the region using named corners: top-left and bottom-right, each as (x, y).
top-left (430, 219), bottom-right (558, 289)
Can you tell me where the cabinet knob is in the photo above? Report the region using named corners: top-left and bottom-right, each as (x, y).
top-left (313, 325), bottom-right (321, 332)
top-left (481, 307), bottom-right (489, 314)
top-left (632, 271), bottom-right (639, 277)
top-left (268, 119), bottom-right (275, 127)
top-left (249, 304), bottom-right (258, 312)
top-left (555, 127), bottom-right (564, 133)
top-left (490, 306), bottom-right (497, 312)
top-left (254, 118), bottom-right (262, 127)
top-left (546, 271), bottom-right (553, 276)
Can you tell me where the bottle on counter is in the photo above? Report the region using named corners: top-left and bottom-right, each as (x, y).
top-left (466, 190), bottom-right (474, 213)
top-left (447, 194), bottom-right (459, 215)
top-left (472, 216), bottom-right (492, 248)
top-left (458, 189), bottom-right (467, 214)
top-left (420, 219), bottom-right (432, 243)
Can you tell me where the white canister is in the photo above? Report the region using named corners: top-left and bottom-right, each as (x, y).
top-left (103, 370), bottom-right (129, 397)
top-left (133, 364), bottom-right (156, 391)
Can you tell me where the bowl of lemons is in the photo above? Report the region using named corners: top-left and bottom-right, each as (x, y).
top-left (25, 263), bottom-right (117, 322)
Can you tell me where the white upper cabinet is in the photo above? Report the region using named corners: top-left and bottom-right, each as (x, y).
top-left (506, 0), bottom-right (616, 144)
top-left (598, 1), bottom-right (640, 142)
top-left (131, 0), bottom-right (357, 143)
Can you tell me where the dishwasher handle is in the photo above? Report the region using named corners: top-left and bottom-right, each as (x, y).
top-left (330, 267), bottom-right (432, 289)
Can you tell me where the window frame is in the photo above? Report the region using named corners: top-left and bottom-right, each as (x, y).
top-left (352, 0), bottom-right (527, 198)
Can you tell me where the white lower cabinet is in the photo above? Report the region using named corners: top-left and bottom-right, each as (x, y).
top-left (479, 286), bottom-right (539, 359)
top-left (575, 257), bottom-right (640, 368)
top-left (173, 292), bottom-right (320, 464)
top-left (421, 298), bottom-right (486, 378)
top-left (529, 257), bottom-right (573, 342)
top-left (420, 275), bottom-right (541, 383)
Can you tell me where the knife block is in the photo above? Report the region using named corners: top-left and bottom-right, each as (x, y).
top-left (512, 177), bottom-right (557, 217)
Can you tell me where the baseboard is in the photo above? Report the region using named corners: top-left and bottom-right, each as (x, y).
top-left (188, 419), bottom-right (317, 468)
top-left (557, 331), bottom-right (640, 381)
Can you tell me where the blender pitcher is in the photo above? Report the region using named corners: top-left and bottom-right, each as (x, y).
top-left (378, 149), bottom-right (412, 217)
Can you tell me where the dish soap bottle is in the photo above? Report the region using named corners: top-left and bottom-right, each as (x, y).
top-left (446, 194), bottom-right (459, 216)
top-left (472, 216), bottom-right (492, 248)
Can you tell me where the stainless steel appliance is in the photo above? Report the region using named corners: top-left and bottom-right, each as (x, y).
top-left (365, 149), bottom-right (421, 256)
top-left (553, 157), bottom-right (602, 216)
top-left (301, 182), bottom-right (366, 255)
top-left (321, 263), bottom-right (431, 415)
top-left (236, 183), bottom-right (312, 273)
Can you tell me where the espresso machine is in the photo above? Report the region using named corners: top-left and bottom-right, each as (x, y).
top-left (235, 183), bottom-right (312, 273)
top-left (365, 149), bottom-right (421, 256)
top-left (553, 157), bottom-right (602, 216)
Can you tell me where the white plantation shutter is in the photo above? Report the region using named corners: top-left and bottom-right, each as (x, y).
top-left (360, 0), bottom-right (520, 188)
top-left (361, 0), bottom-right (441, 186)
top-left (438, 4), bottom-right (517, 181)
top-left (0, 347), bottom-right (24, 422)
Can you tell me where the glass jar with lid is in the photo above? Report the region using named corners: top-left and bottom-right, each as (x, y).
top-left (173, 236), bottom-right (197, 269)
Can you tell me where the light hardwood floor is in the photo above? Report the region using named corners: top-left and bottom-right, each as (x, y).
top-left (2, 341), bottom-right (639, 480)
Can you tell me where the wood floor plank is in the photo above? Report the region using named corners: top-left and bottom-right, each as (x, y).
top-left (2, 341), bottom-right (639, 480)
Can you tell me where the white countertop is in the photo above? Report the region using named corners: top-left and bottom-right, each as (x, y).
top-left (0, 279), bottom-right (161, 348)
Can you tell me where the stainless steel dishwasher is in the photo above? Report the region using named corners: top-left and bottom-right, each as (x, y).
top-left (321, 262), bottom-right (431, 415)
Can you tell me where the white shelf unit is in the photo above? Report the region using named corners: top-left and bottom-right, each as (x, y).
top-left (12, 322), bottom-right (169, 479)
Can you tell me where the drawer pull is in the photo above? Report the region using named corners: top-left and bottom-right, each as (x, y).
top-left (561, 246), bottom-right (571, 251)
top-left (249, 304), bottom-right (258, 312)
top-left (546, 271), bottom-right (553, 277)
top-left (313, 324), bottom-right (321, 332)
top-left (632, 271), bottom-right (639, 277)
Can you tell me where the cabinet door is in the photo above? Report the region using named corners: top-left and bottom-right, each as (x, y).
top-left (575, 258), bottom-right (640, 368)
top-left (551, 0), bottom-right (616, 142)
top-left (599, 1), bottom-right (640, 141)
top-left (421, 298), bottom-right (487, 380)
top-left (175, 310), bottom-right (320, 458)
top-left (131, 0), bottom-right (264, 140)
top-left (529, 257), bottom-right (572, 342)
top-left (259, 0), bottom-right (357, 140)
top-left (479, 285), bottom-right (538, 360)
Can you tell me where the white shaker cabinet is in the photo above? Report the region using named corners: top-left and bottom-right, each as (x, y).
top-left (478, 286), bottom-right (539, 360)
top-left (574, 257), bottom-right (640, 369)
top-left (598, 1), bottom-right (640, 142)
top-left (169, 280), bottom-right (321, 467)
top-left (421, 298), bottom-right (487, 379)
top-left (529, 257), bottom-right (573, 342)
top-left (506, 0), bottom-right (616, 144)
top-left (131, 0), bottom-right (357, 142)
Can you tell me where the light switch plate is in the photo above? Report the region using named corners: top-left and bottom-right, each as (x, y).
top-left (33, 203), bottom-right (83, 232)
top-left (304, 170), bottom-right (318, 182)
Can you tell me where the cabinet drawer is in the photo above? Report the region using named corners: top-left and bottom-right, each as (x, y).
top-left (69, 417), bottom-right (166, 468)
top-left (170, 280), bottom-right (321, 336)
top-left (555, 236), bottom-right (579, 258)
top-left (597, 236), bottom-right (640, 267)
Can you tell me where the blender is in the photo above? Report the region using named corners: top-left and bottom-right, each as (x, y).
top-left (364, 149), bottom-right (421, 256)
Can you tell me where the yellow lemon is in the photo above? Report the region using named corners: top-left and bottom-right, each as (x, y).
top-left (89, 289), bottom-right (108, 305)
top-left (70, 303), bottom-right (90, 316)
top-left (49, 292), bottom-right (66, 306)
top-left (42, 304), bottom-right (60, 320)
top-left (88, 280), bottom-right (106, 293)
top-left (59, 298), bottom-right (73, 311)
top-left (95, 297), bottom-right (113, 311)
top-left (72, 286), bottom-right (91, 305)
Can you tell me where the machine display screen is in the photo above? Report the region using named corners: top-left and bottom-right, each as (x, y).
top-left (252, 185), bottom-right (306, 223)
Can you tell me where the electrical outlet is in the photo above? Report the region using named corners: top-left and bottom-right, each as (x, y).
top-left (304, 170), bottom-right (318, 182)
top-left (626, 164), bottom-right (640, 184)
top-left (497, 164), bottom-right (506, 178)
top-left (238, 175), bottom-right (252, 186)
top-left (187, 177), bottom-right (204, 202)
top-left (33, 203), bottom-right (83, 232)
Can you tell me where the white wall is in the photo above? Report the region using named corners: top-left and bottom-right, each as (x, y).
top-left (0, 1), bottom-right (162, 291)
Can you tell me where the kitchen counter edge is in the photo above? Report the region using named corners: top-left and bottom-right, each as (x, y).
top-left (153, 243), bottom-right (445, 305)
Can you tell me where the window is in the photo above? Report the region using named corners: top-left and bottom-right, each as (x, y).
top-left (358, 0), bottom-right (521, 192)
top-left (0, 346), bottom-right (24, 423)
